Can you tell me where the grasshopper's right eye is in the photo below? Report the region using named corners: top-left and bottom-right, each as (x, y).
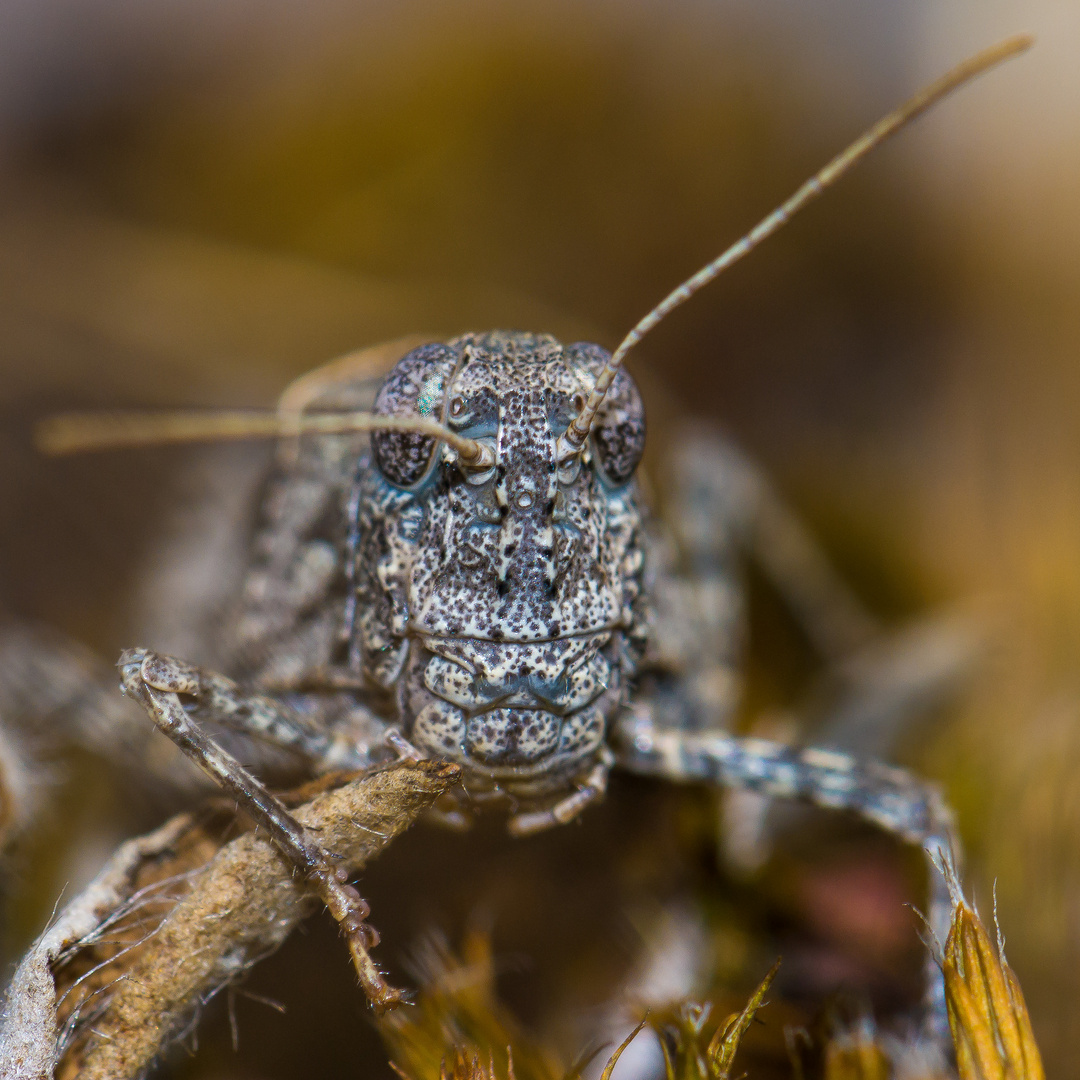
top-left (372, 343), bottom-right (456, 487)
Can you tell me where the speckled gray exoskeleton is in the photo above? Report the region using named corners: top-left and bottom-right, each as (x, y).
top-left (35, 37), bottom-right (1031, 1035)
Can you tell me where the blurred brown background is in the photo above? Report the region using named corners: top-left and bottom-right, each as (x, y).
top-left (0, 1), bottom-right (1077, 1077)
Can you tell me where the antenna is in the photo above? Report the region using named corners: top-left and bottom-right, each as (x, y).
top-left (559, 34), bottom-right (1033, 454)
top-left (36, 409), bottom-right (496, 468)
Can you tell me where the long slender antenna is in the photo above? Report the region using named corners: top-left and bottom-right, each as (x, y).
top-left (36, 409), bottom-right (495, 467)
top-left (560, 33), bottom-right (1033, 452)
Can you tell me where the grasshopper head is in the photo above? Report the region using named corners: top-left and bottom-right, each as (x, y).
top-left (354, 332), bottom-right (647, 791)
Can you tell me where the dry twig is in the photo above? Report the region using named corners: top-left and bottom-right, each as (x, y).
top-left (0, 759), bottom-right (460, 1080)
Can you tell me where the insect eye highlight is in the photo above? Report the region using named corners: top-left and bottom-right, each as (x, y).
top-left (450, 396), bottom-right (466, 418)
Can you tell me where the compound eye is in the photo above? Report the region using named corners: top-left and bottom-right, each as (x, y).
top-left (371, 342), bottom-right (456, 488)
top-left (565, 341), bottom-right (646, 486)
top-left (592, 370), bottom-right (646, 485)
top-left (449, 396), bottom-right (466, 419)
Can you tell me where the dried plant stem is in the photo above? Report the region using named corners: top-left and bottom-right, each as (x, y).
top-left (73, 760), bottom-right (458, 1079)
top-left (0, 760), bottom-right (459, 1080)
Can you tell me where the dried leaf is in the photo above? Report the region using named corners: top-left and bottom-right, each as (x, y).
top-left (0, 813), bottom-right (197, 1080)
top-left (943, 886), bottom-right (1045, 1080)
top-left (647, 961), bottom-right (779, 1080)
top-left (0, 760), bottom-right (460, 1080)
top-left (600, 1019), bottom-right (649, 1080)
top-left (708, 961), bottom-right (780, 1080)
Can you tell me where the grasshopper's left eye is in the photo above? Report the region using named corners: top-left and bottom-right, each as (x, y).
top-left (565, 342), bottom-right (646, 486)
top-left (372, 342), bottom-right (456, 487)
top-left (593, 370), bottom-right (646, 485)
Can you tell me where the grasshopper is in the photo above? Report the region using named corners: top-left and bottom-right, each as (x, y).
top-left (36, 36), bottom-right (1030, 1036)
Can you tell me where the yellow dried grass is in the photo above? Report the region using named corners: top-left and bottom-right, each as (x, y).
top-left (943, 890), bottom-right (1045, 1080)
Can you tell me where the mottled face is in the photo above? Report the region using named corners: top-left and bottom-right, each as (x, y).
top-left (351, 332), bottom-right (647, 792)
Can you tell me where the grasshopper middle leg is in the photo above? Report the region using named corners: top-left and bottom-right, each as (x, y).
top-left (615, 704), bottom-right (958, 1042)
